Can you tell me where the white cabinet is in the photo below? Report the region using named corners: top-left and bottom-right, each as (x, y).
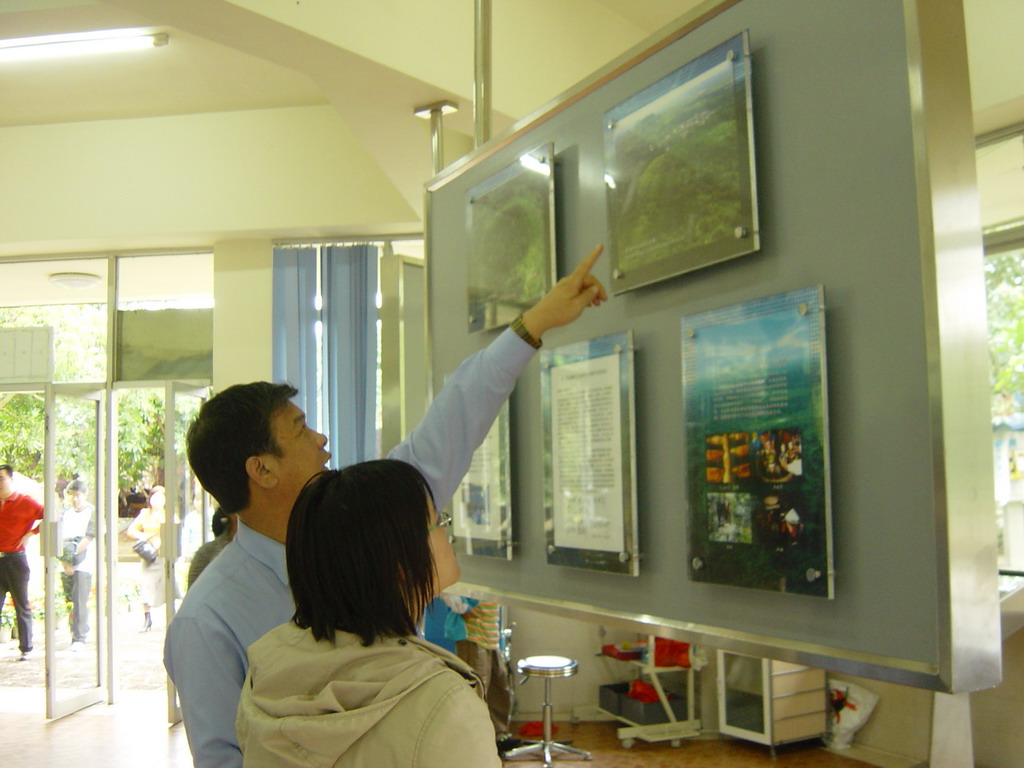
top-left (716, 650), bottom-right (826, 754)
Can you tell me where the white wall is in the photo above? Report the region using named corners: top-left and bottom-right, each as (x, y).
top-left (212, 239), bottom-right (273, 389)
top-left (0, 105), bottom-right (416, 257)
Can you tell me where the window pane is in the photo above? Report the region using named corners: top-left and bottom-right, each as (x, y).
top-left (0, 258), bottom-right (107, 383)
top-left (115, 254), bottom-right (213, 382)
top-left (987, 243), bottom-right (1024, 570)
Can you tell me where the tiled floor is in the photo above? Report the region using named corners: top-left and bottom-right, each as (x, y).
top-left (517, 722), bottom-right (876, 767)
top-left (0, 688), bottom-right (194, 768)
top-left (0, 687), bottom-right (878, 768)
top-left (1, 613), bottom-right (879, 768)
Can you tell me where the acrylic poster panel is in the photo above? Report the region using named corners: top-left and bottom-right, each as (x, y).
top-left (683, 286), bottom-right (832, 597)
top-left (451, 401), bottom-right (513, 559)
top-left (467, 144), bottom-right (556, 332)
top-left (542, 331), bottom-right (638, 575)
top-left (604, 32), bottom-right (758, 294)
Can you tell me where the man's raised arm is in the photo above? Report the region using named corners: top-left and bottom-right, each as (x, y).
top-left (389, 245), bottom-right (607, 509)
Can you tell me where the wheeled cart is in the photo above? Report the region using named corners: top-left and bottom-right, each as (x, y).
top-left (596, 635), bottom-right (701, 748)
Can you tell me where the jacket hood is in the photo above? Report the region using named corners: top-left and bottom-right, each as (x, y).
top-left (238, 623), bottom-right (477, 766)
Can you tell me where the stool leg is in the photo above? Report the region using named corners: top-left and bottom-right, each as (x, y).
top-left (543, 678), bottom-right (553, 745)
top-left (549, 742), bottom-right (593, 760)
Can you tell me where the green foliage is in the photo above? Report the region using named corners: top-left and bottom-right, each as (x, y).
top-left (985, 248), bottom-right (1024, 407)
top-left (0, 392), bottom-right (45, 477)
top-left (117, 389), bottom-right (167, 488)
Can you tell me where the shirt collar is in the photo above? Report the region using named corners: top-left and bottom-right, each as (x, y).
top-left (235, 518), bottom-right (289, 586)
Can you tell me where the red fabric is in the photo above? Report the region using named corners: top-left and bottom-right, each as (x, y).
top-left (601, 643), bottom-right (642, 660)
top-left (653, 637), bottom-right (691, 668)
top-left (627, 679), bottom-right (660, 703)
top-left (0, 492), bottom-right (44, 552)
top-left (518, 721), bottom-right (558, 738)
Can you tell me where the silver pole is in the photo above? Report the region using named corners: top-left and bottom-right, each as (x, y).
top-left (429, 107), bottom-right (444, 175)
top-left (413, 100), bottom-right (458, 176)
top-left (474, 0), bottom-right (492, 146)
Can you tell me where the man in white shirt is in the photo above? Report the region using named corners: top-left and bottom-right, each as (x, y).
top-left (60, 479), bottom-right (95, 651)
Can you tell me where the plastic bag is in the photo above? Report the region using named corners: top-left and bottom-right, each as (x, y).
top-left (826, 678), bottom-right (879, 749)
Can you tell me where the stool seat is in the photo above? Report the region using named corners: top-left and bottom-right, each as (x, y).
top-left (517, 655), bottom-right (578, 678)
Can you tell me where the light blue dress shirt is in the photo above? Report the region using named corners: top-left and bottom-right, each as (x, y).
top-left (164, 328), bottom-right (535, 768)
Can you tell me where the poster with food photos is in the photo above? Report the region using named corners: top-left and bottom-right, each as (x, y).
top-left (682, 286), bottom-right (833, 597)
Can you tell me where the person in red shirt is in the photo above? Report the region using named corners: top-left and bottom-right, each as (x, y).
top-left (0, 464), bottom-right (44, 661)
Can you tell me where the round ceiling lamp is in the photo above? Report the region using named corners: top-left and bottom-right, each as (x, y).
top-left (48, 271), bottom-right (102, 290)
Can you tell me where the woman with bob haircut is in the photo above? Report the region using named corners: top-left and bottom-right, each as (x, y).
top-left (236, 459), bottom-right (501, 767)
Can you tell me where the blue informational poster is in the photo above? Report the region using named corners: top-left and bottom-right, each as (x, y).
top-left (682, 287), bottom-right (833, 597)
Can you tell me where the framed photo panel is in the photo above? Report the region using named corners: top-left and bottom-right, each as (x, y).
top-left (604, 31), bottom-right (759, 294)
top-left (467, 144), bottom-right (556, 332)
top-left (683, 286), bottom-right (833, 597)
top-left (451, 401), bottom-right (513, 559)
top-left (541, 331), bottom-right (639, 575)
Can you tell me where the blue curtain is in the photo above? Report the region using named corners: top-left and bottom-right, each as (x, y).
top-left (322, 245), bottom-right (379, 468)
top-left (271, 247), bottom-right (319, 427)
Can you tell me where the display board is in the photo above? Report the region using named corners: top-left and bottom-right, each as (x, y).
top-left (426, 0), bottom-right (995, 692)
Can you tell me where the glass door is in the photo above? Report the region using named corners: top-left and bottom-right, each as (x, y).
top-left (42, 384), bottom-right (107, 719)
top-left (0, 387), bottom-right (45, 695)
top-left (163, 381), bottom-right (208, 724)
top-left (717, 650), bottom-right (770, 744)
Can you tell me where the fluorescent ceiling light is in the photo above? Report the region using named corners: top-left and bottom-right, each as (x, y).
top-left (0, 28), bottom-right (168, 63)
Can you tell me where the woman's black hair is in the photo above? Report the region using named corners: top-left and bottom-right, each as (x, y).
top-left (287, 459), bottom-right (437, 645)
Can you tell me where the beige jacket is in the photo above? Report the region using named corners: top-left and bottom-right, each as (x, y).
top-left (237, 623), bottom-right (501, 768)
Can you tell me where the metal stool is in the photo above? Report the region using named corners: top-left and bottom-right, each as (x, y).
top-left (504, 655), bottom-right (592, 766)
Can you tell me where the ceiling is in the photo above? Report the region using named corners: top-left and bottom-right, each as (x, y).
top-left (0, 0), bottom-right (1021, 264)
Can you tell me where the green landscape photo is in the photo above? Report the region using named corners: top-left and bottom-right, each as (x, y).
top-left (605, 33), bottom-right (757, 293)
top-left (467, 148), bottom-right (554, 332)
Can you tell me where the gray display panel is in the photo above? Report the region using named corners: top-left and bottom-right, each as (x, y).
top-left (426, 0), bottom-right (995, 692)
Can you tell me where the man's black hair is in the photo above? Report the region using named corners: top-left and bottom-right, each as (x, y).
top-left (186, 382), bottom-right (298, 514)
top-left (0, 464), bottom-right (13, 478)
top-left (288, 460), bottom-right (437, 646)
